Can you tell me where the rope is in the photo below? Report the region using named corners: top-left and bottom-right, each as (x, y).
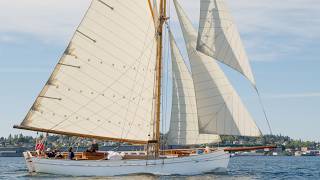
top-left (254, 86), bottom-right (273, 135)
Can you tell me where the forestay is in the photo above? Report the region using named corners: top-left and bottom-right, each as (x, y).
top-left (167, 31), bottom-right (220, 145)
top-left (197, 0), bottom-right (256, 86)
top-left (174, 0), bottom-right (261, 137)
top-left (19, 0), bottom-right (157, 143)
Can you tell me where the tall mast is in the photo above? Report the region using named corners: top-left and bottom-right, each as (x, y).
top-left (154, 0), bottom-right (167, 158)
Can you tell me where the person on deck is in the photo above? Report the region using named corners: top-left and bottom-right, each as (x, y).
top-left (68, 147), bottom-right (75, 160)
top-left (91, 140), bottom-right (99, 152)
top-left (46, 148), bottom-right (56, 158)
top-left (35, 133), bottom-right (47, 156)
top-left (86, 140), bottom-right (99, 153)
top-left (54, 149), bottom-right (63, 159)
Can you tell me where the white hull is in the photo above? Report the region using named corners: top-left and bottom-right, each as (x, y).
top-left (24, 150), bottom-right (229, 176)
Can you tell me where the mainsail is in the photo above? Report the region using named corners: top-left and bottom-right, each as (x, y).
top-left (174, 0), bottom-right (261, 137)
top-left (197, 0), bottom-right (256, 86)
top-left (16, 0), bottom-right (158, 143)
top-left (167, 31), bottom-right (220, 145)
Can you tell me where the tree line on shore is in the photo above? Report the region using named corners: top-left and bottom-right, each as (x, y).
top-left (0, 133), bottom-right (318, 150)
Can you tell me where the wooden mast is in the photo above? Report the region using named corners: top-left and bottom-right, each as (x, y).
top-left (154, 0), bottom-right (167, 158)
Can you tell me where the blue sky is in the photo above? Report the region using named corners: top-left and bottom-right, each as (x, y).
top-left (0, 0), bottom-right (319, 141)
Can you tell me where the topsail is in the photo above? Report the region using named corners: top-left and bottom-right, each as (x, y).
top-left (197, 0), bottom-right (256, 86)
top-left (174, 0), bottom-right (261, 137)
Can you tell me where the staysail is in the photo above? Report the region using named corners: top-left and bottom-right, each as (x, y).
top-left (174, 0), bottom-right (261, 137)
top-left (16, 0), bottom-right (157, 144)
top-left (167, 31), bottom-right (220, 145)
top-left (197, 0), bottom-right (256, 86)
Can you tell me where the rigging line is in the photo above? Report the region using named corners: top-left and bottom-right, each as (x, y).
top-left (38, 91), bottom-right (121, 135)
top-left (44, 97), bottom-right (144, 141)
top-left (50, 73), bottom-right (153, 134)
top-left (91, 5), bottom-right (147, 35)
top-left (104, 2), bottom-right (150, 34)
top-left (73, 29), bottom-right (156, 67)
top-left (79, 25), bottom-right (148, 57)
top-left (76, 30), bottom-right (150, 66)
top-left (72, 42), bottom-right (155, 83)
top-left (80, 22), bottom-right (145, 52)
top-left (59, 67), bottom-right (154, 115)
top-left (88, 9), bottom-right (149, 44)
top-left (29, 108), bottom-right (60, 127)
top-left (121, 67), bottom-right (160, 140)
top-left (49, 38), bottom-right (157, 130)
top-left (44, 83), bottom-right (123, 133)
top-left (118, 22), bottom-right (157, 142)
top-left (164, 23), bottom-right (171, 146)
top-left (115, 0), bottom-right (150, 25)
top-left (162, 23), bottom-right (170, 150)
top-left (31, 107), bottom-right (96, 137)
top-left (120, 20), bottom-right (155, 140)
top-left (254, 86), bottom-right (273, 135)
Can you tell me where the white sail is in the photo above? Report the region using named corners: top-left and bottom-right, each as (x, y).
top-left (197, 0), bottom-right (256, 86)
top-left (174, 0), bottom-right (261, 137)
top-left (167, 31), bottom-right (220, 145)
top-left (19, 0), bottom-right (157, 143)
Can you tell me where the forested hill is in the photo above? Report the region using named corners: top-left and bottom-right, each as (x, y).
top-left (1, 133), bottom-right (318, 150)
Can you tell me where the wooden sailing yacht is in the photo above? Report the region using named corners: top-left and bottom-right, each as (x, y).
top-left (14, 0), bottom-right (265, 176)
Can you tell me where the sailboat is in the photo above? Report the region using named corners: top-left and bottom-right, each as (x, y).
top-left (14, 0), bottom-right (266, 176)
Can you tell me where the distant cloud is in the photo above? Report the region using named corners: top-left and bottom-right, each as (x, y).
top-left (0, 34), bottom-right (20, 44)
top-left (0, 67), bottom-right (50, 73)
top-left (265, 92), bottom-right (320, 99)
top-left (170, 0), bottom-right (320, 62)
top-left (0, 0), bottom-right (90, 43)
top-left (1, 0), bottom-right (319, 62)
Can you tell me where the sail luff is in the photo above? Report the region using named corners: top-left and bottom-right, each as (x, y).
top-left (173, 0), bottom-right (261, 137)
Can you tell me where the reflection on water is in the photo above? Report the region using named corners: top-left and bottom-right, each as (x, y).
top-left (1, 156), bottom-right (320, 179)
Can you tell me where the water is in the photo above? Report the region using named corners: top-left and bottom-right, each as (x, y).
top-left (1, 156), bottom-right (320, 179)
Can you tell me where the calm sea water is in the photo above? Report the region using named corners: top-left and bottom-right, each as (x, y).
top-left (1, 156), bottom-right (320, 180)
